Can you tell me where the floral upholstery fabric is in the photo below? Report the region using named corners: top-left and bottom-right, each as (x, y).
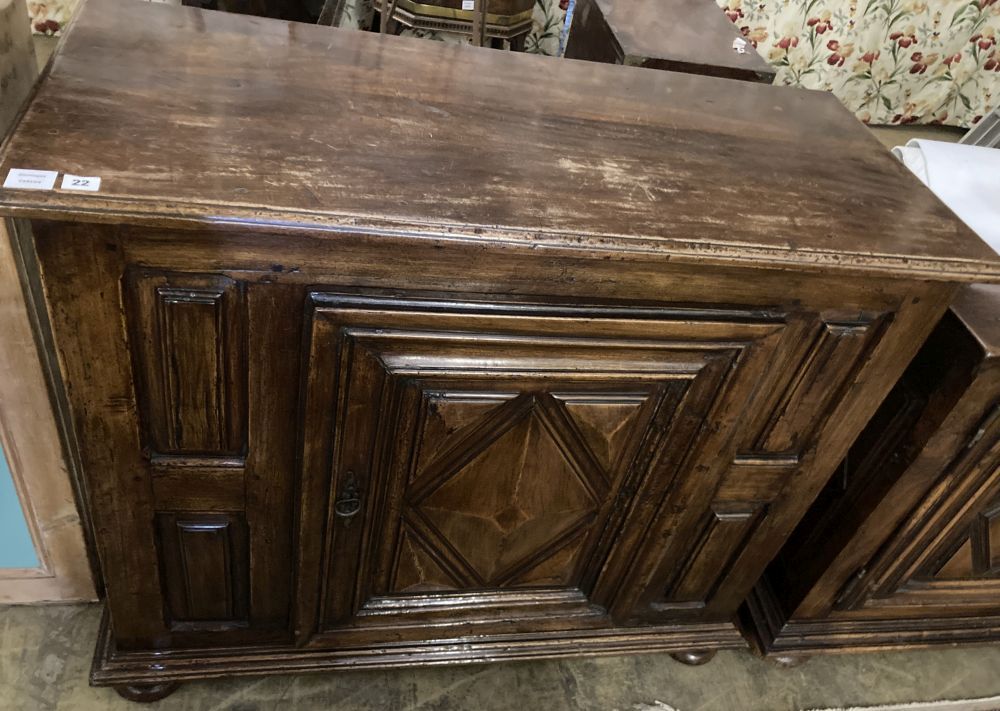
top-left (26, 0), bottom-right (78, 35)
top-left (25, 0), bottom-right (999, 126)
top-left (716, 0), bottom-right (1000, 127)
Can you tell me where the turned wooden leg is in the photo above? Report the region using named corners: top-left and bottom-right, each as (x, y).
top-left (114, 682), bottom-right (180, 702)
top-left (769, 653), bottom-right (811, 668)
top-left (670, 649), bottom-right (717, 666)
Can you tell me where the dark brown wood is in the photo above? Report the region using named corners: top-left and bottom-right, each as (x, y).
top-left (114, 682), bottom-right (181, 703)
top-left (1, 0), bottom-right (997, 282)
top-left (565, 0), bottom-right (777, 83)
top-left (744, 284), bottom-right (1000, 656)
top-left (3, 0), bottom-right (998, 693)
top-left (181, 0), bottom-right (313, 23)
top-left (31, 221), bottom-right (167, 650)
top-left (472, 0), bottom-right (486, 47)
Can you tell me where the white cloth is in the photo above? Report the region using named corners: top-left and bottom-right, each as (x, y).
top-left (891, 139), bottom-right (1000, 256)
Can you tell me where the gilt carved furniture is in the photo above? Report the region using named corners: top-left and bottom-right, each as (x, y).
top-left (372, 0), bottom-right (533, 49)
top-left (179, 0), bottom-right (316, 23)
top-left (564, 0), bottom-right (775, 83)
top-left (1, 0), bottom-right (999, 701)
top-left (744, 284), bottom-right (1000, 660)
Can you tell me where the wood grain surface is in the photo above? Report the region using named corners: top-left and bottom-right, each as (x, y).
top-left (0, 0), bottom-right (997, 280)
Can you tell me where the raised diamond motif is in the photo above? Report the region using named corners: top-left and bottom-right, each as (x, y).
top-left (418, 408), bottom-right (597, 583)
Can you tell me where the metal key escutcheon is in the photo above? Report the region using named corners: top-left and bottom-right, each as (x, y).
top-left (335, 472), bottom-right (362, 519)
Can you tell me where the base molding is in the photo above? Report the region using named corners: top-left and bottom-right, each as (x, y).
top-left (743, 579), bottom-right (1000, 656)
top-left (90, 607), bottom-right (747, 687)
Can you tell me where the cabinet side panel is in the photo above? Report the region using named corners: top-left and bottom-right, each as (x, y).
top-left (32, 220), bottom-right (168, 647)
top-left (245, 283), bottom-right (303, 628)
top-left (707, 284), bottom-right (957, 617)
top-left (156, 512), bottom-right (249, 624)
top-left (773, 309), bottom-right (989, 618)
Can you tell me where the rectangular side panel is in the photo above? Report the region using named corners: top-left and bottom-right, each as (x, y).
top-left (245, 283), bottom-right (304, 627)
top-left (985, 504), bottom-right (1000, 575)
top-left (655, 456), bottom-right (796, 609)
top-left (150, 465), bottom-right (246, 511)
top-left (126, 270), bottom-right (246, 455)
top-left (715, 457), bottom-right (798, 503)
top-left (754, 319), bottom-right (886, 454)
top-left (156, 512), bottom-right (249, 625)
top-left (662, 504), bottom-right (764, 606)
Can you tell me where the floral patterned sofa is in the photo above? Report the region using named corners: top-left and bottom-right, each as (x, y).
top-left (718, 0), bottom-right (1000, 127)
top-left (25, 0), bottom-right (1000, 127)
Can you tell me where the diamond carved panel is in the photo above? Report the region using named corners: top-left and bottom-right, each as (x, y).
top-left (304, 295), bottom-right (790, 630)
top-left (394, 392), bottom-right (647, 591)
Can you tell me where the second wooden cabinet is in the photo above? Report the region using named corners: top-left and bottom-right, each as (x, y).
top-left (745, 285), bottom-right (1000, 658)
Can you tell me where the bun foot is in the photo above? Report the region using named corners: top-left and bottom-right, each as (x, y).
top-left (769, 654), bottom-right (811, 668)
top-left (114, 682), bottom-right (180, 702)
top-left (670, 649), bottom-right (717, 666)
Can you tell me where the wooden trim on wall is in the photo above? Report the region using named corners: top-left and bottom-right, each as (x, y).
top-left (0, 218), bottom-right (96, 603)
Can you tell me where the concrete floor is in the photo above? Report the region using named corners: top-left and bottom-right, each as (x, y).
top-left (3, 603), bottom-right (1000, 710)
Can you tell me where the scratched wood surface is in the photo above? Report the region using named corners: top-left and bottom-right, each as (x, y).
top-left (0, 0), bottom-right (998, 280)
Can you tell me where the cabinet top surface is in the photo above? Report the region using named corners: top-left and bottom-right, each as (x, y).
top-left (594, 0), bottom-right (774, 76)
top-left (1, 0), bottom-right (997, 281)
top-left (954, 284), bottom-right (1000, 357)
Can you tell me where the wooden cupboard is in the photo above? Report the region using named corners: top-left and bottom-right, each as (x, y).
top-left (565, 0), bottom-right (776, 83)
top-left (745, 285), bottom-right (1000, 659)
top-left (1, 0), bottom-right (998, 700)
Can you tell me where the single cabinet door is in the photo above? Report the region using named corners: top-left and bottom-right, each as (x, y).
top-left (294, 291), bottom-right (815, 644)
top-left (835, 402), bottom-right (1000, 615)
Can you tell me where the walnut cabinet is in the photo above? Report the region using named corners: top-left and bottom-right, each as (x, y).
top-left (2, 0), bottom-right (999, 701)
top-left (745, 285), bottom-right (1000, 659)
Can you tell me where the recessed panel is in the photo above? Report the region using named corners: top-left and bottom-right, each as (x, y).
top-left (155, 512), bottom-right (249, 626)
top-left (295, 293), bottom-right (790, 638)
top-left (127, 271), bottom-right (247, 456)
